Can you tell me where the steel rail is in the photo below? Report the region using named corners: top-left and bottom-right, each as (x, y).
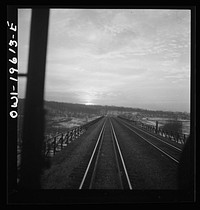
top-left (79, 119), bottom-right (107, 189)
top-left (88, 124), bottom-right (106, 189)
top-left (110, 119), bottom-right (133, 189)
top-left (109, 119), bottom-right (124, 189)
top-left (115, 118), bottom-right (180, 164)
top-left (79, 117), bottom-right (132, 189)
top-left (117, 117), bottom-right (182, 152)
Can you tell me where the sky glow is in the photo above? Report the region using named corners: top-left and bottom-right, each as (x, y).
top-left (18, 9), bottom-right (191, 112)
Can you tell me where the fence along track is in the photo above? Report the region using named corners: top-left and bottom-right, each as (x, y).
top-left (17, 116), bottom-right (104, 184)
top-left (43, 116), bottom-right (104, 157)
top-left (79, 117), bottom-right (132, 189)
top-left (115, 117), bottom-right (180, 164)
top-left (117, 117), bottom-right (182, 152)
top-left (117, 116), bottom-right (188, 145)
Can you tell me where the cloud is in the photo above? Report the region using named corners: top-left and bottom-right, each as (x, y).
top-left (19, 9), bottom-right (191, 112)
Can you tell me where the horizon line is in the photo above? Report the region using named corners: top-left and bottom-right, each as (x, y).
top-left (18, 97), bottom-right (190, 114)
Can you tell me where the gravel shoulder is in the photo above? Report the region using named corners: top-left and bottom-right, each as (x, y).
top-left (41, 117), bottom-right (105, 189)
top-left (111, 117), bottom-right (179, 189)
top-left (41, 116), bottom-right (179, 190)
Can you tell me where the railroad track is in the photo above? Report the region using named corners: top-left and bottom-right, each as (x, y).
top-left (114, 117), bottom-right (182, 164)
top-left (79, 117), bottom-right (132, 189)
top-left (41, 116), bottom-right (180, 189)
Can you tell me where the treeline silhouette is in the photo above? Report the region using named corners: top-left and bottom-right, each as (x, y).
top-left (18, 98), bottom-right (190, 119)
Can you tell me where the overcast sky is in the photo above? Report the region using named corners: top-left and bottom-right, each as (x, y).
top-left (18, 9), bottom-right (191, 112)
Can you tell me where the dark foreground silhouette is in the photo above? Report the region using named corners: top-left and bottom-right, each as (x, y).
top-left (178, 136), bottom-right (194, 190)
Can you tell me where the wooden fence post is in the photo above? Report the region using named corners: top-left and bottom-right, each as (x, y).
top-left (171, 131), bottom-right (174, 141)
top-left (60, 134), bottom-right (63, 150)
top-left (73, 129), bottom-right (75, 140)
top-left (155, 121), bottom-right (158, 134)
top-left (53, 137), bottom-right (56, 155)
top-left (177, 133), bottom-right (180, 143)
top-left (47, 142), bottom-right (51, 157)
top-left (66, 132), bottom-right (69, 144)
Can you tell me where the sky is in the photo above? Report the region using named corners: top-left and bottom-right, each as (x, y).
top-left (18, 9), bottom-right (191, 112)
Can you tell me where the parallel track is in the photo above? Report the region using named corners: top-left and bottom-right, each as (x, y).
top-left (114, 117), bottom-right (182, 164)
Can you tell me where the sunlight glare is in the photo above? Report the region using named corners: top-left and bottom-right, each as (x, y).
top-left (85, 102), bottom-right (94, 105)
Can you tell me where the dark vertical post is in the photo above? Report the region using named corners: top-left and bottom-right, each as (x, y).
top-left (171, 131), bottom-right (174, 141)
top-left (19, 9), bottom-right (49, 189)
top-left (70, 131), bottom-right (73, 142)
top-left (53, 137), bottom-right (57, 155)
top-left (80, 127), bottom-right (82, 135)
top-left (66, 132), bottom-right (69, 144)
top-left (60, 134), bottom-right (63, 150)
top-left (184, 134), bottom-right (186, 144)
top-left (166, 130), bottom-right (168, 138)
top-left (177, 133), bottom-right (180, 143)
top-left (155, 121), bottom-right (158, 134)
top-left (47, 142), bottom-right (51, 157)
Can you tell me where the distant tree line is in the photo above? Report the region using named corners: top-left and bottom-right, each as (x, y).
top-left (18, 98), bottom-right (190, 120)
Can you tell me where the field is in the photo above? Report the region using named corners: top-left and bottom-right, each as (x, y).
top-left (141, 117), bottom-right (190, 135)
top-left (17, 98), bottom-right (190, 140)
top-left (44, 115), bottom-right (100, 139)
